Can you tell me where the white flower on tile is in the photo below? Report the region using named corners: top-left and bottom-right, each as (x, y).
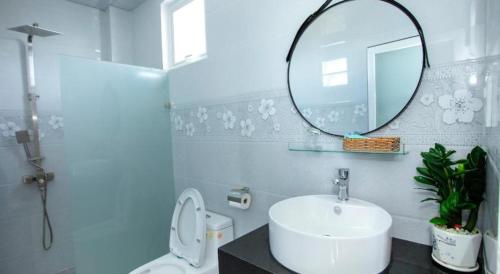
top-left (0, 121), bottom-right (20, 137)
top-left (185, 122), bottom-right (195, 136)
top-left (438, 89), bottom-right (483, 124)
top-left (301, 108), bottom-right (312, 118)
top-left (315, 117), bottom-right (325, 128)
top-left (174, 115), bottom-right (184, 131)
top-left (247, 103), bottom-right (254, 112)
top-left (240, 119), bottom-right (255, 137)
top-left (273, 122), bottom-right (281, 132)
top-left (48, 115), bottom-right (64, 129)
top-left (389, 120), bottom-right (400, 130)
top-left (354, 104), bottom-right (367, 116)
top-left (197, 107), bottom-right (208, 123)
top-left (308, 128), bottom-right (321, 135)
top-left (420, 93), bottom-right (434, 106)
top-left (328, 110), bottom-right (341, 123)
top-left (222, 110), bottom-right (236, 129)
top-left (258, 99), bottom-right (276, 120)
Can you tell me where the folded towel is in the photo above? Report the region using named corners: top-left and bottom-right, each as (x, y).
top-left (344, 132), bottom-right (367, 139)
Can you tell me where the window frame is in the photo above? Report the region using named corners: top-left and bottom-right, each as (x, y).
top-left (162, 0), bottom-right (207, 70)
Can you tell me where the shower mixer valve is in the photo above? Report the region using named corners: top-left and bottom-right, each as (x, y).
top-left (15, 130), bottom-right (55, 186)
top-left (22, 171), bottom-right (55, 186)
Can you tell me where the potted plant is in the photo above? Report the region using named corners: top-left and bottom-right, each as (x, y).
top-left (414, 143), bottom-right (487, 271)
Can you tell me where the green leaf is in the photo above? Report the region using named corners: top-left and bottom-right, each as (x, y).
top-left (422, 152), bottom-right (441, 162)
top-left (463, 146), bottom-right (487, 205)
top-left (439, 192), bottom-right (462, 222)
top-left (430, 217), bottom-right (448, 225)
top-left (416, 167), bottom-right (432, 178)
top-left (445, 150), bottom-right (457, 158)
top-left (435, 143), bottom-right (446, 153)
top-left (464, 208), bottom-right (479, 232)
top-left (453, 159), bottom-right (468, 165)
top-left (423, 160), bottom-right (446, 181)
top-left (421, 198), bottom-right (440, 203)
top-left (469, 146), bottom-right (486, 166)
top-left (414, 176), bottom-right (437, 186)
top-left (414, 187), bottom-right (438, 193)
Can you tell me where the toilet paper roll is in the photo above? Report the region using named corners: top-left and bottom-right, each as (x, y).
top-left (227, 189), bottom-right (252, 210)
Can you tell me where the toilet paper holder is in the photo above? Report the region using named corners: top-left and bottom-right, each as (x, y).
top-left (227, 187), bottom-right (252, 210)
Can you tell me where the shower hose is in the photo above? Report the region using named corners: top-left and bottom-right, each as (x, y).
top-left (39, 183), bottom-right (53, 250)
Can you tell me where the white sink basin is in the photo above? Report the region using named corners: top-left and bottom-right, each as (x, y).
top-left (269, 195), bottom-right (392, 274)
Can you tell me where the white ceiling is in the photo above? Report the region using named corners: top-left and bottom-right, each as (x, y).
top-left (67, 0), bottom-right (148, 11)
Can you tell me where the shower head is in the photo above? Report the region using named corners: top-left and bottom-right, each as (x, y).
top-left (8, 24), bottom-right (61, 37)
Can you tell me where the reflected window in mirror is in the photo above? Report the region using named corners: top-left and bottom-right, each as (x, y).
top-left (322, 58), bottom-right (349, 87)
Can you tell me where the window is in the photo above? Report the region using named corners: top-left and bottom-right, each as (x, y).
top-left (321, 58), bottom-right (348, 87)
top-left (163, 0), bottom-right (207, 68)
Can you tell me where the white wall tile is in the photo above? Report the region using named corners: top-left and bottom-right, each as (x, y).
top-left (132, 0), bottom-right (163, 69)
top-left (169, 0), bottom-right (491, 246)
top-left (108, 6), bottom-right (134, 64)
top-left (169, 0), bottom-right (488, 105)
top-left (0, 0), bottom-right (102, 272)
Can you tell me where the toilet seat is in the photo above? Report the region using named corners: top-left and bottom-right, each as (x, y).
top-left (129, 252), bottom-right (218, 274)
top-left (135, 262), bottom-right (185, 274)
top-left (170, 188), bottom-right (207, 268)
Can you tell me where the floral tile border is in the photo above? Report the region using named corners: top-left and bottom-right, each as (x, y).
top-left (2, 57), bottom-right (497, 149)
top-left (0, 110), bottom-right (64, 147)
top-left (171, 58), bottom-right (495, 147)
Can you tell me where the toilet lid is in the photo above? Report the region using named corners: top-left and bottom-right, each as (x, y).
top-left (169, 188), bottom-right (207, 268)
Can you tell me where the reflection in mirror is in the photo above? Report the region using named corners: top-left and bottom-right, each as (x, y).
top-left (288, 0), bottom-right (426, 136)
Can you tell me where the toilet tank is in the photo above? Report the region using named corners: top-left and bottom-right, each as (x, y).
top-left (205, 211), bottom-right (233, 254)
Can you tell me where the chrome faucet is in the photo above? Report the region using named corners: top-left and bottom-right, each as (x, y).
top-left (333, 168), bottom-right (349, 201)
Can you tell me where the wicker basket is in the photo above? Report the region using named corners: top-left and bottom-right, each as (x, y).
top-left (343, 137), bottom-right (400, 152)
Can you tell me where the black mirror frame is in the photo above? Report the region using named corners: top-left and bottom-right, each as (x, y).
top-left (286, 0), bottom-right (430, 137)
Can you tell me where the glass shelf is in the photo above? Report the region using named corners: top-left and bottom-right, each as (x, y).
top-left (288, 143), bottom-right (409, 155)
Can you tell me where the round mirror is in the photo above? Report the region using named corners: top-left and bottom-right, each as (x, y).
top-left (288, 0), bottom-right (427, 136)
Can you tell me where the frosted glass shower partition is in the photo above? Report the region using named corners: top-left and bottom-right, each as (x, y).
top-left (60, 57), bottom-right (175, 274)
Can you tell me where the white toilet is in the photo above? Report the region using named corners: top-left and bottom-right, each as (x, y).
top-left (129, 188), bottom-right (234, 274)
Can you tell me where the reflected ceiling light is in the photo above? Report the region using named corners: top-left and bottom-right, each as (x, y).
top-left (320, 40), bottom-right (346, 48)
top-left (138, 71), bottom-right (163, 79)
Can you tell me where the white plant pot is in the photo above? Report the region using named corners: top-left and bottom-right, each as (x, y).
top-left (431, 225), bottom-right (482, 270)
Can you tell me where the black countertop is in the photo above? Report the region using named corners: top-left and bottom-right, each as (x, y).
top-left (218, 225), bottom-right (482, 274)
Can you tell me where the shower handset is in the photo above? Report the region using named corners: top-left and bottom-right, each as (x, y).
top-left (15, 130), bottom-right (32, 159)
top-left (15, 129), bottom-right (49, 173)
